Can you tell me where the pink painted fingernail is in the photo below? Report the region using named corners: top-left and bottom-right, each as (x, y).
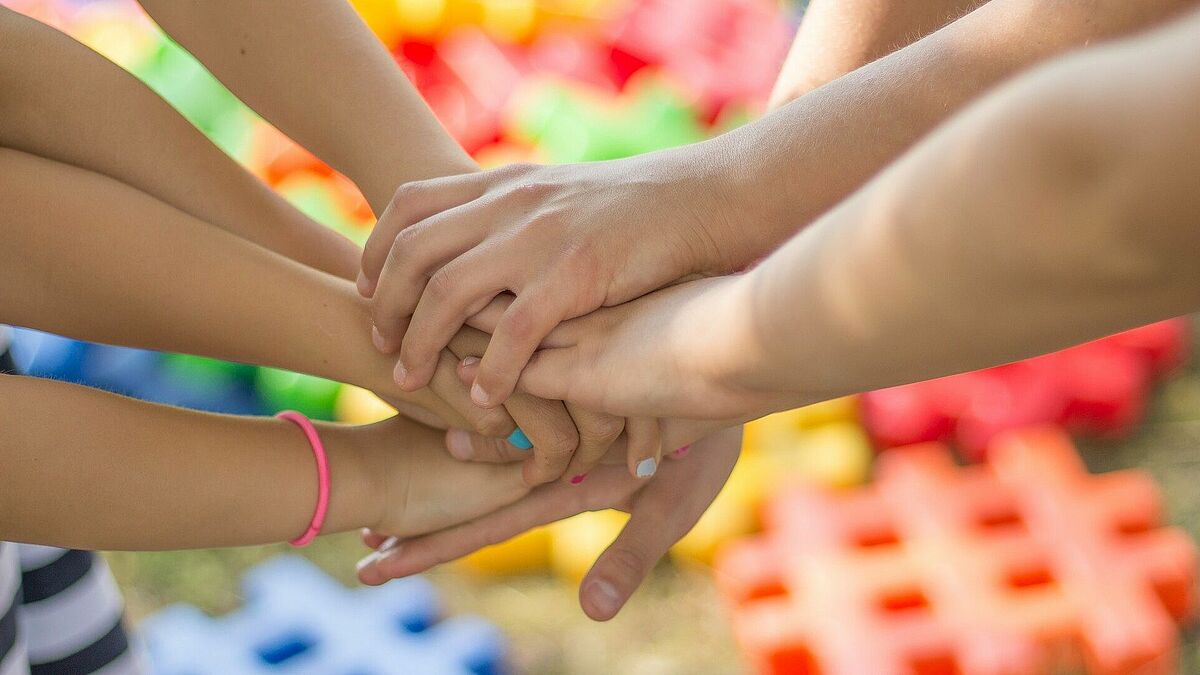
top-left (393, 360), bottom-right (409, 387)
top-left (570, 474), bottom-right (587, 485)
top-left (372, 325), bottom-right (387, 352)
top-left (461, 356), bottom-right (481, 368)
top-left (672, 445), bottom-right (691, 458)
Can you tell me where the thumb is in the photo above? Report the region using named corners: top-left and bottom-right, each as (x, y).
top-left (578, 507), bottom-right (679, 621)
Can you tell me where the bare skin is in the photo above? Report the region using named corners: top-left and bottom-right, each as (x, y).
top-left (501, 9), bottom-right (1200, 421)
top-left (361, 0), bottom-right (1199, 413)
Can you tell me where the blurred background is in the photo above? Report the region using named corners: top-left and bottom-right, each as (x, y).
top-left (2, 0), bottom-right (1198, 673)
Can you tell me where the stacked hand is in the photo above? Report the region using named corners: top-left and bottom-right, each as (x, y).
top-left (354, 153), bottom-right (774, 621)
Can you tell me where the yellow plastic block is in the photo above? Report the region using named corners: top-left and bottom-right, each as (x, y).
top-left (791, 396), bottom-right (860, 428)
top-left (742, 397), bottom-right (860, 455)
top-left (348, 0), bottom-right (404, 46)
top-left (457, 526), bottom-right (552, 575)
top-left (670, 452), bottom-right (767, 564)
top-left (549, 510), bottom-right (628, 582)
top-left (334, 385), bottom-right (397, 424)
top-left (481, 0), bottom-right (537, 43)
top-left (791, 422), bottom-right (873, 489)
top-left (396, 0), bottom-right (449, 38)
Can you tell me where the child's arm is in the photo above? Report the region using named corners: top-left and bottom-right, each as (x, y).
top-left (359, 0), bottom-right (1199, 410)
top-left (0, 6), bottom-right (357, 279)
top-left (129, 0), bottom-right (623, 483)
top-left (504, 9), bottom-right (1200, 420)
top-left (132, 0), bottom-right (476, 210)
top-left (768, 0), bottom-right (986, 108)
top-left (0, 147), bottom-right (499, 431)
top-left (0, 373), bottom-right (526, 550)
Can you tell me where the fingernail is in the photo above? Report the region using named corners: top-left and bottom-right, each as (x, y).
top-left (507, 428), bottom-right (532, 450)
top-left (372, 325), bottom-right (387, 352)
top-left (355, 536), bottom-right (400, 573)
top-left (356, 271), bottom-right (374, 296)
top-left (461, 356), bottom-right (480, 368)
top-left (586, 579), bottom-right (622, 617)
top-left (393, 360), bottom-right (409, 387)
top-left (471, 382), bottom-right (490, 407)
top-left (671, 445), bottom-right (691, 459)
top-left (446, 428), bottom-right (474, 460)
top-left (635, 457), bottom-right (657, 478)
top-left (570, 474), bottom-right (587, 485)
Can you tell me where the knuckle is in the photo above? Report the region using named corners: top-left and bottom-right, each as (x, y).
top-left (501, 303), bottom-right (538, 343)
top-left (602, 546), bottom-right (650, 580)
top-left (425, 267), bottom-right (459, 302)
top-left (557, 239), bottom-right (601, 281)
top-left (581, 416), bottom-right (624, 445)
top-left (472, 410), bottom-right (514, 438)
top-left (512, 181), bottom-right (556, 203)
top-left (390, 180), bottom-right (426, 210)
top-left (537, 423), bottom-right (580, 459)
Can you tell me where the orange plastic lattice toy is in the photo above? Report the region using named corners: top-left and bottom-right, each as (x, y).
top-left (715, 427), bottom-right (1197, 675)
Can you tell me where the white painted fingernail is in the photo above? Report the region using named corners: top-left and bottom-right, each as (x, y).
top-left (635, 457), bottom-right (657, 478)
top-left (355, 536), bottom-right (400, 572)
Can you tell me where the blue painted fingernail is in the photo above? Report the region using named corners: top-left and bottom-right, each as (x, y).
top-left (507, 428), bottom-right (532, 450)
top-left (635, 457), bottom-right (657, 478)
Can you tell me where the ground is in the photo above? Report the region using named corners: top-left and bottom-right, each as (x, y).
top-left (106, 324), bottom-right (1200, 675)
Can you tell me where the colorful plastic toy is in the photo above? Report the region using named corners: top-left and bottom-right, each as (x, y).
top-left (140, 555), bottom-right (508, 674)
top-left (862, 319), bottom-right (1190, 459)
top-left (715, 426), bottom-right (1197, 675)
top-left (255, 367), bottom-right (342, 420)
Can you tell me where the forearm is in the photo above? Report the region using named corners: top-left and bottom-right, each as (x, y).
top-left (0, 149), bottom-right (459, 425)
top-left (769, 0), bottom-right (986, 108)
top-left (738, 14), bottom-right (1200, 402)
top-left (136, 0), bottom-right (476, 213)
top-left (0, 373), bottom-right (380, 550)
top-left (705, 0), bottom-right (1198, 268)
top-left (0, 7), bottom-right (357, 278)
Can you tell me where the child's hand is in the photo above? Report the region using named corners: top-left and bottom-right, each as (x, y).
top-left (485, 275), bottom-right (794, 421)
top-left (359, 150), bottom-right (748, 410)
top-left (356, 416), bottom-right (530, 538)
top-left (356, 426), bottom-right (743, 622)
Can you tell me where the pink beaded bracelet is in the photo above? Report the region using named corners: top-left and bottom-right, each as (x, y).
top-left (277, 410), bottom-right (330, 547)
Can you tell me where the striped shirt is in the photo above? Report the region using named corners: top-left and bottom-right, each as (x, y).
top-left (1, 344), bottom-right (141, 674)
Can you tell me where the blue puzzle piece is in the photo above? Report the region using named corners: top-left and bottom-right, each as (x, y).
top-left (8, 328), bottom-right (91, 382)
top-left (139, 556), bottom-right (508, 675)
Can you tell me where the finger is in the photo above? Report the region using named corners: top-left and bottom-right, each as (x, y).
top-left (427, 349), bottom-right (515, 438)
top-left (561, 405), bottom-right (625, 486)
top-left (625, 417), bottom-right (662, 480)
top-left (464, 293), bottom-right (514, 334)
top-left (579, 435), bottom-right (735, 621)
top-left (396, 250), bottom-right (513, 392)
top-left (509, 394), bottom-right (580, 486)
top-left (511, 347), bottom-right (580, 403)
top-left (360, 174), bottom-right (486, 295)
top-left (370, 207), bottom-right (493, 353)
top-left (444, 427), bottom-right (531, 463)
top-left (357, 465), bottom-right (638, 584)
top-left (472, 287), bottom-right (576, 409)
top-left (361, 528), bottom-right (390, 550)
top-left (458, 355), bottom-right (583, 484)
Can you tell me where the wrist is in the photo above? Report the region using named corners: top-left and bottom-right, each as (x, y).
top-left (671, 138), bottom-right (790, 275)
top-left (318, 424), bottom-right (389, 534)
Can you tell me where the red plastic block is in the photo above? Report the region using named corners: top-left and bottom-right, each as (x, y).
top-left (715, 426), bottom-right (1197, 675)
top-left (862, 319), bottom-right (1189, 459)
top-left (606, 0), bottom-right (791, 117)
